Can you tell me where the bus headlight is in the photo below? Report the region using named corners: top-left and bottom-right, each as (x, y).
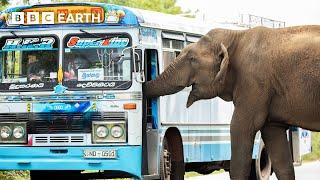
top-left (110, 125), bottom-right (124, 138)
top-left (92, 121), bottom-right (126, 143)
top-left (96, 125), bottom-right (108, 138)
top-left (0, 122), bottom-right (27, 143)
top-left (1, 126), bottom-right (12, 139)
top-left (13, 126), bottom-right (25, 139)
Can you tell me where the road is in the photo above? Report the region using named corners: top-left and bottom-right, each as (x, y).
top-left (186, 161), bottom-right (320, 180)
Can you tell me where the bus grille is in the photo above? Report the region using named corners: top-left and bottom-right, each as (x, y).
top-left (0, 112), bottom-right (127, 134)
top-left (33, 134), bottom-right (86, 146)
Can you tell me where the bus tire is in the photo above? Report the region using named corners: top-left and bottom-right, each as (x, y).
top-left (249, 142), bottom-right (272, 180)
top-left (160, 134), bottom-right (184, 180)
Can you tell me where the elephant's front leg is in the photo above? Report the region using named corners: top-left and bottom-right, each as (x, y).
top-left (261, 122), bottom-right (295, 180)
top-left (230, 106), bottom-right (268, 180)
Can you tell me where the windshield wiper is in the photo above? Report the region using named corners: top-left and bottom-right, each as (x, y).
top-left (10, 31), bottom-right (19, 38)
top-left (10, 31), bottom-right (40, 45)
top-left (79, 29), bottom-right (109, 42)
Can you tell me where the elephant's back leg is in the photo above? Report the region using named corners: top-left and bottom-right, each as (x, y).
top-left (261, 121), bottom-right (295, 180)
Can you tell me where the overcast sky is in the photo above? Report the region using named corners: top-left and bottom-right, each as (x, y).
top-left (177, 0), bottom-right (320, 26)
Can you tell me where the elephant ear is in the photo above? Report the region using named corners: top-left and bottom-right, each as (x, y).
top-left (214, 43), bottom-right (229, 84)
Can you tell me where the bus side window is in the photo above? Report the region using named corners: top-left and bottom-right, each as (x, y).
top-left (145, 49), bottom-right (159, 129)
top-left (162, 38), bottom-right (183, 68)
top-left (163, 51), bottom-right (175, 69)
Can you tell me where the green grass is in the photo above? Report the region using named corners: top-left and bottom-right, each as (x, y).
top-left (0, 171), bottom-right (29, 180)
top-left (185, 169), bottom-right (225, 178)
top-left (185, 171), bottom-right (201, 178)
top-left (302, 132), bottom-right (320, 161)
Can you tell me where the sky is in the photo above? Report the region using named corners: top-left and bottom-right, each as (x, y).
top-left (177, 0), bottom-right (320, 26)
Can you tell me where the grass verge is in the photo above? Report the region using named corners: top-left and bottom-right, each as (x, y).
top-left (0, 171), bottom-right (29, 180)
top-left (185, 169), bottom-right (225, 178)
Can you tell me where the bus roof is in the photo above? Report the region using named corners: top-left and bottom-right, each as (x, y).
top-left (0, 2), bottom-right (243, 35)
top-left (128, 7), bottom-right (212, 35)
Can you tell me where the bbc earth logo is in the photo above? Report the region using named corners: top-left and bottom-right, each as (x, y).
top-left (10, 11), bottom-right (102, 25)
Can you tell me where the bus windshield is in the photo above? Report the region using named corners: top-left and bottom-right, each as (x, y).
top-left (63, 33), bottom-right (132, 90)
top-left (0, 35), bottom-right (58, 91)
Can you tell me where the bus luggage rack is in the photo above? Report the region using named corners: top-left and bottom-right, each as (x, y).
top-left (0, 112), bottom-right (127, 134)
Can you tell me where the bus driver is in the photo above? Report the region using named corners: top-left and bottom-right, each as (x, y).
top-left (27, 55), bottom-right (45, 81)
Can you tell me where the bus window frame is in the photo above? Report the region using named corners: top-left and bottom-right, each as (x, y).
top-left (62, 32), bottom-right (133, 91)
top-left (161, 32), bottom-right (201, 69)
top-left (162, 38), bottom-right (184, 69)
top-left (0, 34), bottom-right (60, 92)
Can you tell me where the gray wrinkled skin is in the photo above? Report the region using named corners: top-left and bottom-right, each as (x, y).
top-left (144, 25), bottom-right (320, 180)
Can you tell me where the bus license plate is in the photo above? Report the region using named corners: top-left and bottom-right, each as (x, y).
top-left (83, 149), bottom-right (116, 159)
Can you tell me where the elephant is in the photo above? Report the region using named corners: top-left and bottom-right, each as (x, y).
top-left (144, 25), bottom-right (320, 180)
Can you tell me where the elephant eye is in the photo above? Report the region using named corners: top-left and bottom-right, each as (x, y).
top-left (190, 56), bottom-right (197, 65)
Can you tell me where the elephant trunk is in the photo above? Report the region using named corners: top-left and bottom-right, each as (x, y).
top-left (144, 61), bottom-right (188, 98)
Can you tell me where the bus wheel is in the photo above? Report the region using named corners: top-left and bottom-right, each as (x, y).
top-left (160, 136), bottom-right (172, 180)
top-left (250, 142), bottom-right (272, 180)
top-left (160, 135), bottom-right (184, 180)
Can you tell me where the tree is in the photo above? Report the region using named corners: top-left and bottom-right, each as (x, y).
top-left (0, 0), bottom-right (9, 11)
top-left (1, 0), bottom-right (8, 6)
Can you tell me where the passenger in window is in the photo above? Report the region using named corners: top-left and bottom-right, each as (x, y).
top-left (64, 54), bottom-right (89, 81)
top-left (27, 55), bottom-right (46, 82)
top-left (64, 56), bottom-right (77, 81)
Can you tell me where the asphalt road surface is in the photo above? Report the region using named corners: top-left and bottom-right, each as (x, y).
top-left (186, 161), bottom-right (320, 180)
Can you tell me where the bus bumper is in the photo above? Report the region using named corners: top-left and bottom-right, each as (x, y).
top-left (0, 145), bottom-right (142, 178)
